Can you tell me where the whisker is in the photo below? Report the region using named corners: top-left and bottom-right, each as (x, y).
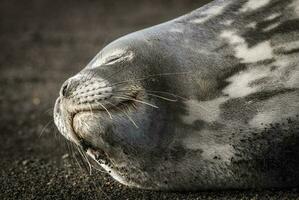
top-left (95, 100), bottom-right (139, 154)
top-left (39, 120), bottom-right (53, 137)
top-left (113, 95), bottom-right (159, 109)
top-left (70, 143), bottom-right (87, 172)
top-left (143, 93), bottom-right (178, 102)
top-left (88, 103), bottom-right (94, 114)
top-left (69, 66), bottom-right (127, 98)
top-left (95, 102), bottom-right (113, 119)
top-left (144, 90), bottom-right (211, 114)
top-left (83, 121), bottom-right (90, 131)
top-left (72, 150), bottom-right (85, 172)
top-left (104, 100), bottom-right (139, 128)
top-left (71, 142), bottom-right (91, 174)
top-left (110, 88), bottom-right (188, 101)
top-left (43, 107), bottom-right (54, 115)
top-left (78, 146), bottom-right (93, 175)
top-left (136, 89), bottom-right (189, 101)
top-left (111, 89), bottom-right (212, 117)
top-left (78, 117), bottom-right (83, 131)
top-left (112, 89), bottom-right (178, 102)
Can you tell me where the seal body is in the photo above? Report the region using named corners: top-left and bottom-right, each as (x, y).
top-left (54, 0), bottom-right (299, 190)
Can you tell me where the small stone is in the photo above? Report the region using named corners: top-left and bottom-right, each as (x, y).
top-left (22, 160), bottom-right (29, 166)
top-left (62, 154), bottom-right (69, 159)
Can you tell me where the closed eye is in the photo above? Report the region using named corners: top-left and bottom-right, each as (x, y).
top-left (90, 50), bottom-right (134, 68)
top-left (103, 51), bottom-right (134, 66)
top-left (105, 55), bottom-right (123, 65)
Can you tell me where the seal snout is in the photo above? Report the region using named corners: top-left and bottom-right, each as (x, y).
top-left (54, 73), bottom-right (115, 145)
top-left (57, 73), bottom-right (114, 112)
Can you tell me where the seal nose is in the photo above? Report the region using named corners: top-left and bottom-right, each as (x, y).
top-left (59, 75), bottom-right (82, 98)
top-left (60, 80), bottom-right (72, 98)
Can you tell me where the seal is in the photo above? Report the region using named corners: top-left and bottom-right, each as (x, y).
top-left (54, 0), bottom-right (299, 190)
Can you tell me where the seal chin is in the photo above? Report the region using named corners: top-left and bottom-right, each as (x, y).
top-left (71, 92), bottom-right (139, 139)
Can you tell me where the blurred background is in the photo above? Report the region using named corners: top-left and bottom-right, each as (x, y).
top-left (0, 0), bottom-right (298, 199)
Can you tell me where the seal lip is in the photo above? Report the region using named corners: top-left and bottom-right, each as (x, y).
top-left (70, 90), bottom-right (140, 152)
top-left (81, 140), bottom-right (110, 165)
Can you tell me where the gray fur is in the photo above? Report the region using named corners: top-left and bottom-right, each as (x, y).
top-left (54, 0), bottom-right (299, 190)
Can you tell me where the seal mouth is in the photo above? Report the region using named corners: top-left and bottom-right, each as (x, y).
top-left (69, 90), bottom-right (141, 160)
top-left (79, 139), bottom-right (110, 165)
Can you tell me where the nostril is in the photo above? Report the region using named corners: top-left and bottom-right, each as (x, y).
top-left (60, 81), bottom-right (69, 97)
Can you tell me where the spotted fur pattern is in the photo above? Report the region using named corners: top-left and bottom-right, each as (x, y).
top-left (54, 0), bottom-right (299, 190)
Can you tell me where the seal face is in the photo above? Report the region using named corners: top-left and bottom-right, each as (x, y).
top-left (54, 0), bottom-right (299, 190)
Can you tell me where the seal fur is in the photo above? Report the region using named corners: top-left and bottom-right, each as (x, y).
top-left (54, 0), bottom-right (299, 190)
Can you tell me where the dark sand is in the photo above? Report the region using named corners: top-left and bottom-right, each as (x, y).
top-left (1, 0), bottom-right (299, 199)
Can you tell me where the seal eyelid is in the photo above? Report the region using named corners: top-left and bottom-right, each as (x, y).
top-left (104, 55), bottom-right (124, 65)
top-left (90, 50), bottom-right (134, 68)
top-left (103, 51), bottom-right (134, 66)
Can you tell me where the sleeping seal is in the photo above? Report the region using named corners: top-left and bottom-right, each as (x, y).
top-left (54, 0), bottom-right (299, 190)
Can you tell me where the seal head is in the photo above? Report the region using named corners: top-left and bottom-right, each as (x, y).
top-left (54, 35), bottom-right (193, 188)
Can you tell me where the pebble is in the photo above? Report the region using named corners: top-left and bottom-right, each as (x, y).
top-left (62, 154), bottom-right (69, 159)
top-left (22, 160), bottom-right (29, 166)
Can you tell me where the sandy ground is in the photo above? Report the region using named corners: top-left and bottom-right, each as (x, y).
top-left (1, 0), bottom-right (299, 199)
